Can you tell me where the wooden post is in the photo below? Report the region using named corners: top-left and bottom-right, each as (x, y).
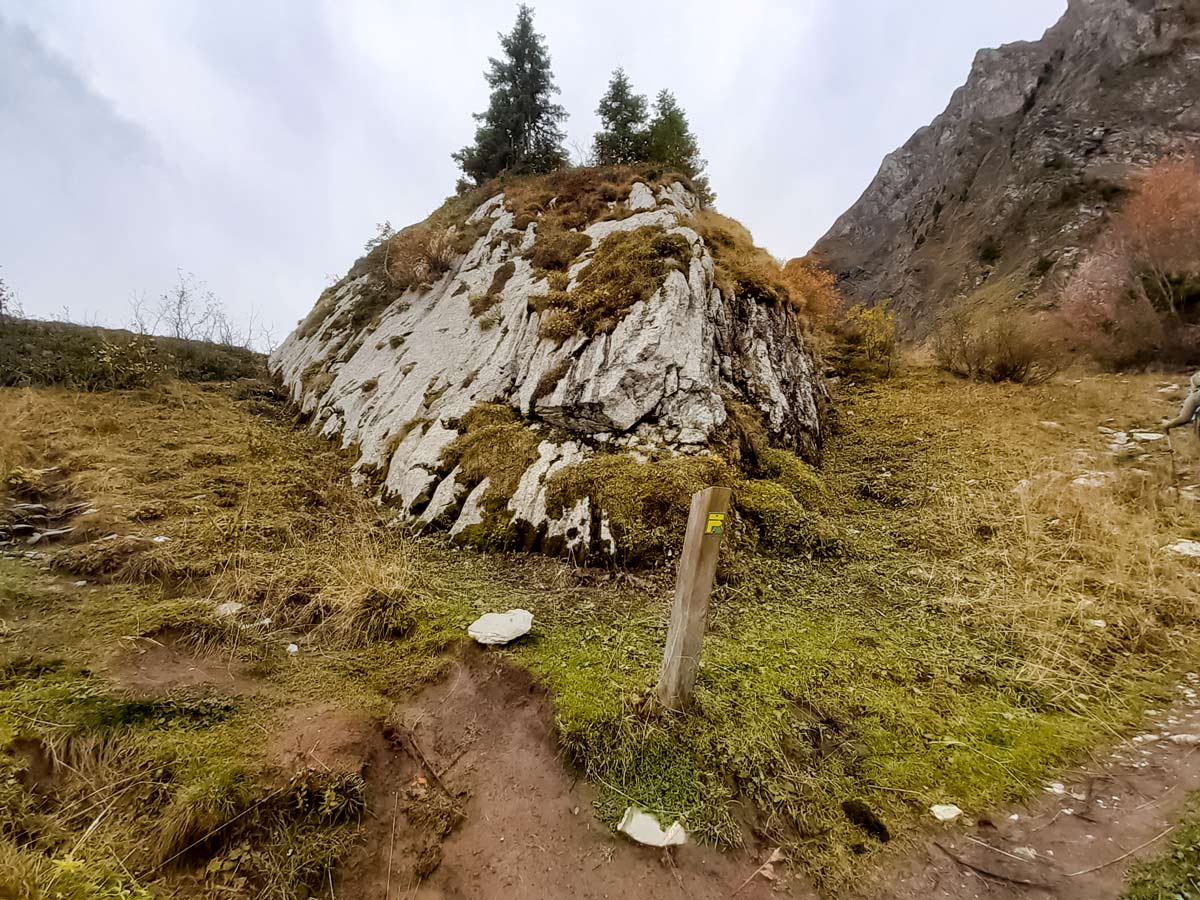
top-left (656, 486), bottom-right (731, 710)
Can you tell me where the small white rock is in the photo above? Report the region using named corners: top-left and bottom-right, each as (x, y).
top-left (152, 535), bottom-right (172, 544)
top-left (1012, 846), bottom-right (1038, 862)
top-left (1168, 734), bottom-right (1200, 745)
top-left (73, 580), bottom-right (88, 587)
top-left (468, 609), bottom-right (533, 645)
top-left (617, 807), bottom-right (687, 846)
top-left (1166, 540), bottom-right (1200, 558)
top-left (1086, 619), bottom-right (1107, 629)
top-left (1131, 432), bottom-right (1165, 442)
top-left (214, 601), bottom-right (244, 619)
top-left (286, 643), bottom-right (299, 654)
top-left (930, 803), bottom-right (963, 823)
top-left (1044, 782), bottom-right (1066, 795)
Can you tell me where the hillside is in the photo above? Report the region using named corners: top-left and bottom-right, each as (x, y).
top-left (3, 368), bottom-right (1200, 897)
top-left (812, 0), bottom-right (1200, 335)
top-left (272, 167), bottom-right (827, 563)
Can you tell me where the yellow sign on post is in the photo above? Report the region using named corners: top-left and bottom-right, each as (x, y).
top-left (657, 486), bottom-right (732, 710)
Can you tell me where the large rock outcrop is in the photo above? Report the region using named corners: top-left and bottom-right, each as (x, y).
top-left (813, 0), bottom-right (1200, 334)
top-left (271, 171), bottom-right (825, 560)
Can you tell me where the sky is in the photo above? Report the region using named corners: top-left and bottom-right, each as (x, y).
top-left (0, 0), bottom-right (1067, 347)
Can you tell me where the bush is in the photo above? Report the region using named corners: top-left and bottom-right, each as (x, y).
top-left (932, 306), bottom-right (1061, 384)
top-left (1060, 155), bottom-right (1200, 367)
top-left (0, 319), bottom-right (263, 390)
top-left (829, 300), bottom-right (898, 378)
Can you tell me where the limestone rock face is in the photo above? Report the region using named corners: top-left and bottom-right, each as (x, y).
top-left (812, 0), bottom-right (1200, 334)
top-left (271, 176), bottom-right (825, 556)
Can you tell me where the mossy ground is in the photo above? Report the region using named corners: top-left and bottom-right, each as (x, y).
top-left (1122, 791), bottom-right (1200, 899)
top-left (2, 368), bottom-right (1199, 894)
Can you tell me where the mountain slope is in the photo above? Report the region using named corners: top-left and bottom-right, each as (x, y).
top-left (812, 0), bottom-right (1200, 334)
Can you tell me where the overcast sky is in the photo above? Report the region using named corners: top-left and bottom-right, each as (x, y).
top-left (1, 0), bottom-right (1066, 346)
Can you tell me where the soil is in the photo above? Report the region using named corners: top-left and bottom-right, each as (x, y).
top-left (268, 703), bottom-right (383, 776)
top-left (106, 628), bottom-right (256, 697)
top-left (857, 674), bottom-right (1200, 900)
top-left (335, 645), bottom-right (799, 900)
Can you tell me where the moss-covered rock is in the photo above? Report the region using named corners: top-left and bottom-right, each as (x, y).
top-left (546, 452), bottom-right (733, 565)
top-left (531, 226), bottom-right (692, 341)
top-left (441, 404), bottom-right (541, 500)
top-left (736, 479), bottom-right (843, 558)
top-left (759, 449), bottom-right (824, 507)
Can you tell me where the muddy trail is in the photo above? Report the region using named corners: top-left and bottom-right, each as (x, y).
top-left (284, 647), bottom-right (784, 900)
top-left (858, 675), bottom-right (1200, 900)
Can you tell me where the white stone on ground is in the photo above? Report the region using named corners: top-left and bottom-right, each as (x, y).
top-left (617, 808), bottom-right (687, 846)
top-left (468, 609), bottom-right (533, 645)
top-left (930, 803), bottom-right (963, 823)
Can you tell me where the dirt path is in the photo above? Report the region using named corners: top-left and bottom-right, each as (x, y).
top-left (332, 647), bottom-right (804, 900)
top-left (858, 674), bottom-right (1200, 900)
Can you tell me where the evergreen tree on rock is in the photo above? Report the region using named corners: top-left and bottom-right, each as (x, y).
top-left (592, 68), bottom-right (649, 166)
top-left (453, 5), bottom-right (568, 184)
top-left (648, 90), bottom-right (711, 199)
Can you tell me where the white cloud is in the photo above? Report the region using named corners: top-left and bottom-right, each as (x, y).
top-left (0, 0), bottom-right (1065, 344)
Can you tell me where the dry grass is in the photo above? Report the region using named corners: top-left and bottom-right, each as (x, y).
top-left (691, 208), bottom-right (791, 306)
top-left (0, 382), bottom-right (421, 645)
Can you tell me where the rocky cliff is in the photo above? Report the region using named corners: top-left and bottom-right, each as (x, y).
top-left (271, 169), bottom-right (826, 561)
top-left (813, 0), bottom-right (1200, 334)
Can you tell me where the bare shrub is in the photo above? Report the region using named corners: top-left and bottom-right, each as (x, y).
top-left (1062, 154), bottom-right (1200, 366)
top-left (933, 305), bottom-right (1061, 384)
top-left (781, 256), bottom-right (840, 328)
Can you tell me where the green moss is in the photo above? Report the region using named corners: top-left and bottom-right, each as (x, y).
top-left (736, 479), bottom-right (843, 557)
top-left (759, 449), bottom-right (823, 507)
top-left (440, 404), bottom-right (541, 542)
top-left (545, 452), bottom-right (732, 565)
top-left (531, 226), bottom-right (692, 342)
top-left (1122, 791), bottom-right (1200, 898)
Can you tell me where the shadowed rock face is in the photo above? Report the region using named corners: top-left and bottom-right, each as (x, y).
top-left (271, 178), bottom-right (825, 557)
top-left (813, 0), bottom-right (1200, 335)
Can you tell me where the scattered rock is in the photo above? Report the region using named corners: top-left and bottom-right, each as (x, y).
top-left (1086, 619), bottom-right (1107, 629)
top-left (468, 609), bottom-right (533, 645)
top-left (152, 535), bottom-right (172, 544)
top-left (1012, 846), bottom-right (1038, 862)
top-left (286, 643), bottom-right (299, 654)
top-left (616, 807), bottom-right (687, 846)
top-left (214, 601), bottom-right (244, 619)
top-left (1072, 472), bottom-right (1111, 488)
top-left (930, 803), bottom-right (963, 823)
top-left (1166, 540), bottom-right (1200, 558)
top-left (1131, 431), bottom-right (1166, 442)
top-left (1168, 734), bottom-right (1200, 745)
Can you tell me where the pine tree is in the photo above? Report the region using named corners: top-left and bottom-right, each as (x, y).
top-left (647, 90), bottom-right (711, 198)
top-left (592, 68), bottom-right (649, 166)
top-left (453, 5), bottom-right (567, 184)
